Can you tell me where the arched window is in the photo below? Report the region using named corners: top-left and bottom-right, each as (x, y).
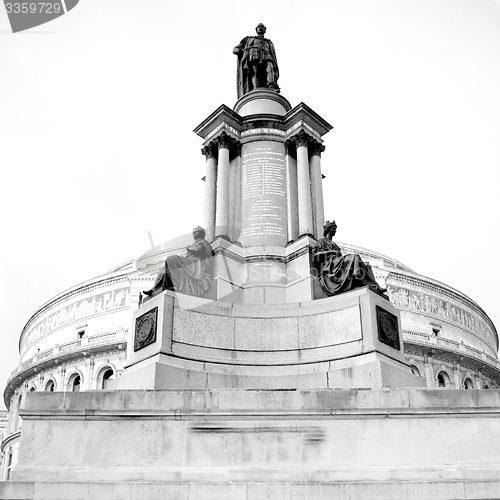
top-left (484, 384), bottom-right (490, 389)
top-left (68, 373), bottom-right (82, 392)
top-left (410, 365), bottom-right (421, 376)
top-left (437, 371), bottom-right (451, 388)
top-left (29, 386), bottom-right (36, 392)
top-left (463, 377), bottom-right (474, 389)
top-left (96, 366), bottom-right (115, 389)
top-left (45, 380), bottom-right (56, 392)
top-left (102, 369), bottom-right (114, 389)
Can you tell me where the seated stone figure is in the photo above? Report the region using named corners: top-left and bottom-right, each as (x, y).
top-left (143, 226), bottom-right (214, 299)
top-left (313, 220), bottom-right (387, 298)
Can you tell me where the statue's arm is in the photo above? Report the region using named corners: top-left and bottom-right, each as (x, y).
top-left (233, 37), bottom-right (248, 55)
top-left (268, 40), bottom-right (279, 71)
top-left (186, 241), bottom-right (209, 256)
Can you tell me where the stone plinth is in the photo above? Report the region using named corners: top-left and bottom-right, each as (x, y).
top-left (233, 88), bottom-right (291, 117)
top-left (110, 287), bottom-right (423, 391)
top-left (3, 388), bottom-right (500, 499)
top-left (210, 235), bottom-right (317, 304)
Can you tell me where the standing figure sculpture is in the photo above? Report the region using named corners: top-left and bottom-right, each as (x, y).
top-left (233, 23), bottom-right (280, 98)
top-left (313, 220), bottom-right (388, 299)
top-left (143, 226), bottom-right (213, 299)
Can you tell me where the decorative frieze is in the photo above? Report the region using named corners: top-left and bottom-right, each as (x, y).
top-left (22, 288), bottom-right (131, 350)
top-left (388, 285), bottom-right (490, 339)
top-left (388, 272), bottom-right (496, 334)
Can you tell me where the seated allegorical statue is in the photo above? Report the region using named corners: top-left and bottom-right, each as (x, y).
top-left (313, 220), bottom-right (388, 299)
top-left (143, 226), bottom-right (214, 300)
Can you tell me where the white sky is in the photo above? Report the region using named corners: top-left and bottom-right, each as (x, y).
top-left (1, 0), bottom-right (499, 409)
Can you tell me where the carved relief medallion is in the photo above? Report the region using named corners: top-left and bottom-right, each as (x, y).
top-left (376, 306), bottom-right (401, 350)
top-left (134, 307), bottom-right (158, 352)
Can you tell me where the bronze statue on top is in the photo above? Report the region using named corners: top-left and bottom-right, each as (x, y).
top-left (313, 220), bottom-right (388, 299)
top-left (143, 226), bottom-right (214, 300)
top-left (233, 23), bottom-right (280, 98)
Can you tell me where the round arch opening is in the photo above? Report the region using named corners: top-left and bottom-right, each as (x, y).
top-left (410, 365), bottom-right (421, 376)
top-left (437, 371), bottom-right (451, 388)
top-left (463, 377), bottom-right (474, 389)
top-left (97, 366), bottom-right (115, 389)
top-left (67, 373), bottom-right (82, 392)
top-left (44, 380), bottom-right (56, 392)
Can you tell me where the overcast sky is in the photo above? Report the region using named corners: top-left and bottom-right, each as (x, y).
top-left (1, 0), bottom-right (499, 409)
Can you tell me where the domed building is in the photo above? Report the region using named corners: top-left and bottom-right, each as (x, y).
top-left (2, 237), bottom-right (498, 480)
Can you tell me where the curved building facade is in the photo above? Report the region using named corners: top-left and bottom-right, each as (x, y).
top-left (2, 241), bottom-right (498, 480)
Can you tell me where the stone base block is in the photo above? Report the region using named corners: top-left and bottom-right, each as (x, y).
top-left (3, 479), bottom-right (500, 500)
top-left (112, 350), bottom-right (424, 391)
top-left (4, 389), bottom-right (500, 500)
top-left (327, 351), bottom-right (426, 389)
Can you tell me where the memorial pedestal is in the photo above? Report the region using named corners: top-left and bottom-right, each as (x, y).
top-left (110, 287), bottom-right (424, 391)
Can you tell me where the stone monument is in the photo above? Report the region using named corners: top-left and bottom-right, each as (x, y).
top-left (2, 25), bottom-right (500, 500)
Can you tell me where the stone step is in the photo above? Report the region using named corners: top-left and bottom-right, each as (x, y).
top-left (1, 480), bottom-right (500, 500)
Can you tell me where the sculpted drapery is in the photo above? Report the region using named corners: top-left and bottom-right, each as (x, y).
top-left (144, 227), bottom-right (213, 299)
top-left (313, 221), bottom-right (388, 298)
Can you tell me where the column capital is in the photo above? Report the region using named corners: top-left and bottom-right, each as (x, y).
top-left (216, 131), bottom-right (232, 150)
top-left (201, 143), bottom-right (217, 159)
top-left (291, 129), bottom-right (312, 148)
top-left (310, 140), bottom-right (326, 157)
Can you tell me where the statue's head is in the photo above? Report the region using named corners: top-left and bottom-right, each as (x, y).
top-left (323, 220), bottom-right (337, 237)
top-left (255, 23), bottom-right (266, 36)
top-left (193, 226), bottom-right (206, 240)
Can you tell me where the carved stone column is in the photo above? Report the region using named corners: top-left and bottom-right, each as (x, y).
top-left (215, 132), bottom-right (231, 238)
top-left (229, 142), bottom-right (242, 242)
top-left (453, 363), bottom-right (461, 388)
top-left (201, 143), bottom-right (217, 241)
top-left (293, 130), bottom-right (314, 237)
top-left (59, 364), bottom-right (66, 391)
top-left (310, 141), bottom-right (326, 240)
top-left (285, 140), bottom-right (299, 242)
top-left (423, 353), bottom-right (434, 387)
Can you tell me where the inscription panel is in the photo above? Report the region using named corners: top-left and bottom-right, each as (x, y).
top-left (240, 141), bottom-right (287, 247)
